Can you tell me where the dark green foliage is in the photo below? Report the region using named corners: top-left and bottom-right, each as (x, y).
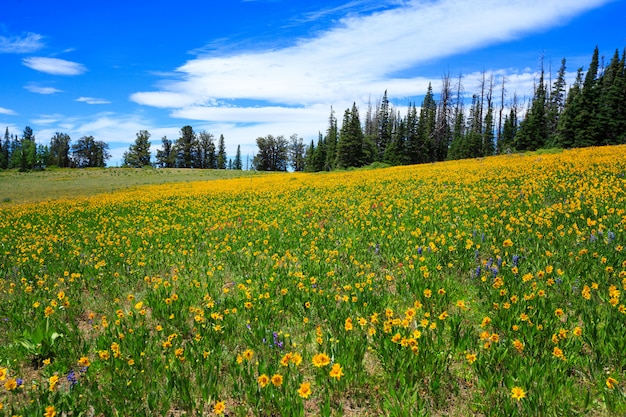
top-left (233, 145), bottom-right (243, 170)
top-left (49, 132), bottom-right (71, 168)
top-left (335, 103), bottom-right (367, 169)
top-left (174, 126), bottom-right (197, 168)
top-left (156, 136), bottom-right (176, 168)
top-left (253, 134), bottom-right (289, 171)
top-left (515, 66), bottom-right (547, 151)
top-left (217, 134), bottom-right (227, 169)
top-left (197, 131), bottom-right (217, 169)
top-left (123, 130), bottom-right (152, 168)
top-left (289, 134), bottom-right (306, 172)
top-left (71, 136), bottom-right (111, 168)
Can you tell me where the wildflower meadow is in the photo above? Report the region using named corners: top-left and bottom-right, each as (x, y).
top-left (1, 146), bottom-right (625, 416)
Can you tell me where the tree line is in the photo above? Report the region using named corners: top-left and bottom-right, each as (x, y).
top-left (251, 45), bottom-right (625, 172)
top-left (0, 125), bottom-right (245, 171)
top-left (0, 127), bottom-right (111, 171)
top-left (290, 45), bottom-right (625, 172)
top-left (3, 46), bottom-right (623, 172)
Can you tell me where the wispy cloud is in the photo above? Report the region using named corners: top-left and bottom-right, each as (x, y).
top-left (0, 32), bottom-right (44, 53)
top-left (25, 84), bottom-right (64, 95)
top-left (132, 0), bottom-right (609, 122)
top-left (0, 107), bottom-right (18, 116)
top-left (23, 57), bottom-right (87, 75)
top-left (76, 97), bottom-right (111, 105)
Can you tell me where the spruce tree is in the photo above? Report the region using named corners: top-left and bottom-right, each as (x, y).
top-left (335, 103), bottom-right (365, 169)
top-left (574, 46), bottom-right (601, 147)
top-left (324, 108), bottom-right (338, 171)
top-left (546, 58), bottom-right (567, 146)
top-left (123, 130), bottom-right (152, 168)
top-left (233, 145), bottom-right (243, 170)
top-left (175, 126), bottom-right (197, 168)
top-left (556, 68), bottom-right (584, 148)
top-left (598, 49), bottom-right (626, 145)
top-left (515, 67), bottom-right (547, 151)
top-left (156, 136), bottom-right (176, 168)
top-left (404, 103), bottom-right (421, 164)
top-left (217, 134), bottom-right (227, 169)
top-left (416, 84), bottom-right (437, 162)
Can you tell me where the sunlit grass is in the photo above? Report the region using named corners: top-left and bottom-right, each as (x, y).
top-left (0, 167), bottom-right (263, 204)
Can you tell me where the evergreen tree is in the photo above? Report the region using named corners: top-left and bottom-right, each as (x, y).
top-left (375, 90), bottom-right (392, 162)
top-left (233, 145), bottom-right (243, 170)
top-left (197, 131), bottom-right (216, 169)
top-left (597, 49), bottom-right (626, 145)
top-left (0, 128), bottom-right (10, 169)
top-left (404, 103), bottom-right (421, 164)
top-left (574, 46), bottom-right (601, 147)
top-left (556, 68), bottom-right (584, 148)
top-left (217, 134), bottom-right (227, 169)
top-left (465, 94), bottom-right (484, 157)
top-left (49, 132), bottom-right (71, 168)
top-left (123, 130), bottom-right (152, 168)
top-left (416, 84), bottom-right (437, 162)
top-left (156, 136), bottom-right (176, 168)
top-left (515, 66), bottom-right (548, 151)
top-left (335, 103), bottom-right (366, 169)
top-left (324, 108), bottom-right (338, 171)
top-left (311, 133), bottom-right (326, 172)
top-left (289, 134), bottom-right (306, 172)
top-left (500, 107), bottom-right (518, 153)
top-left (383, 112), bottom-right (405, 165)
top-left (546, 58), bottom-right (567, 146)
top-left (434, 75), bottom-right (453, 161)
top-left (304, 139), bottom-right (316, 172)
top-left (175, 126), bottom-right (197, 168)
top-left (482, 105), bottom-right (496, 156)
top-left (447, 104), bottom-right (466, 160)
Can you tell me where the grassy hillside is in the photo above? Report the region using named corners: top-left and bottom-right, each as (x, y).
top-left (0, 167), bottom-right (263, 204)
top-left (1, 146), bottom-right (625, 416)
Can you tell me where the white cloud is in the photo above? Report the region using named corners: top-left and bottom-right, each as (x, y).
top-left (25, 84), bottom-right (64, 95)
top-left (0, 107), bottom-right (18, 116)
top-left (23, 57), bottom-right (87, 75)
top-left (131, 0), bottom-right (609, 132)
top-left (76, 97), bottom-right (111, 105)
top-left (0, 32), bottom-right (44, 53)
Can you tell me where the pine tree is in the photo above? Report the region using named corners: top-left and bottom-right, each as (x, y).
top-left (597, 49), bottom-right (626, 145)
top-left (311, 133), bottom-right (326, 172)
top-left (289, 134), bottom-right (305, 172)
top-left (0, 127), bottom-right (10, 169)
top-left (375, 90), bottom-right (392, 162)
top-left (324, 108), bottom-right (338, 171)
top-left (465, 94), bottom-right (483, 157)
top-left (49, 132), bottom-right (71, 168)
top-left (482, 105), bottom-right (495, 156)
top-left (515, 66), bottom-right (548, 151)
top-left (404, 103), bottom-right (421, 164)
top-left (233, 145), bottom-right (243, 170)
top-left (175, 126), bottom-right (197, 168)
top-left (123, 130), bottom-right (152, 168)
top-left (556, 68), bottom-right (584, 148)
top-left (217, 134), bottom-right (227, 169)
top-left (416, 84), bottom-right (437, 162)
top-left (335, 103), bottom-right (366, 169)
top-left (546, 58), bottom-right (567, 147)
top-left (156, 136), bottom-right (176, 168)
top-left (574, 46), bottom-right (601, 147)
top-left (500, 107), bottom-right (518, 153)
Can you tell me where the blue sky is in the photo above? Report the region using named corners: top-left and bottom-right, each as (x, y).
top-left (1, 0), bottom-right (625, 166)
